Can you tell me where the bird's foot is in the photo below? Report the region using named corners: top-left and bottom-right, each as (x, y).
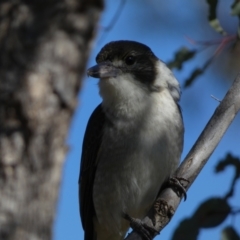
top-left (153, 199), bottom-right (175, 219)
top-left (167, 176), bottom-right (189, 201)
top-left (122, 213), bottom-right (159, 240)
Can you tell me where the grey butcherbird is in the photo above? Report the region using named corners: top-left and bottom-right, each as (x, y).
top-left (79, 40), bottom-right (184, 240)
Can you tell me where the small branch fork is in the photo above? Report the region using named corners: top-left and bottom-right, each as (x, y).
top-left (125, 73), bottom-right (240, 240)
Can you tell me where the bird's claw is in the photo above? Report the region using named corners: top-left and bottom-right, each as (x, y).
top-left (122, 213), bottom-right (159, 240)
top-left (168, 176), bottom-right (189, 201)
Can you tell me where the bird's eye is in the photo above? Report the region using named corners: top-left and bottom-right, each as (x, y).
top-left (125, 56), bottom-right (136, 65)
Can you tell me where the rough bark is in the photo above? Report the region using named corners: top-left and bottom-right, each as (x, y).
top-left (0, 1), bottom-right (103, 240)
top-left (125, 73), bottom-right (240, 240)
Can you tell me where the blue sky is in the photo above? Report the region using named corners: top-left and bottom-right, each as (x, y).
top-left (54, 1), bottom-right (240, 239)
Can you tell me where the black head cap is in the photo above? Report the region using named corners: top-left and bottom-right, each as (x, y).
top-left (96, 41), bottom-right (157, 62)
top-left (96, 41), bottom-right (159, 87)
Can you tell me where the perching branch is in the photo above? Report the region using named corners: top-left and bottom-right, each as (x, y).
top-left (125, 73), bottom-right (240, 240)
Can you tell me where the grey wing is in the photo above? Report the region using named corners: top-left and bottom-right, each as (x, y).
top-left (79, 104), bottom-right (105, 240)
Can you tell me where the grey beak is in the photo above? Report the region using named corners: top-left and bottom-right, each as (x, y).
top-left (87, 62), bottom-right (121, 78)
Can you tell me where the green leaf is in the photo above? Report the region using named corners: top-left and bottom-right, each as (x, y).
top-left (206, 0), bottom-right (226, 35)
top-left (167, 47), bottom-right (196, 70)
top-left (215, 153), bottom-right (240, 199)
top-left (184, 57), bottom-right (213, 88)
top-left (221, 226), bottom-right (240, 240)
top-left (231, 0), bottom-right (240, 16)
top-left (184, 68), bottom-right (203, 88)
top-left (171, 218), bottom-right (199, 240)
top-left (215, 153), bottom-right (240, 175)
top-left (192, 198), bottom-right (231, 228)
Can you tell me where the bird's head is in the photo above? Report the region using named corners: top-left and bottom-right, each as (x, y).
top-left (87, 41), bottom-right (180, 114)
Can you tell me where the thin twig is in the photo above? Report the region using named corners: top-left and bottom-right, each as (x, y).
top-left (211, 94), bottom-right (221, 102)
top-left (98, 0), bottom-right (127, 44)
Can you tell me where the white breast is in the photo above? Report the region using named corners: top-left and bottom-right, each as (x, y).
top-left (93, 89), bottom-right (182, 238)
top-left (93, 60), bottom-right (183, 239)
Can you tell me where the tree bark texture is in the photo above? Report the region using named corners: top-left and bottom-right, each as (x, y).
top-left (0, 1), bottom-right (103, 239)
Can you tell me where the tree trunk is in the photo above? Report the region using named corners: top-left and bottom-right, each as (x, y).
top-left (0, 1), bottom-right (103, 239)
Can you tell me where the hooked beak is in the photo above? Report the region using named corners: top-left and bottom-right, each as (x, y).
top-left (87, 62), bottom-right (121, 79)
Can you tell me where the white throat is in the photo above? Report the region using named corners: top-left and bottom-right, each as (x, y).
top-left (99, 73), bottom-right (149, 119)
top-left (98, 60), bottom-right (180, 120)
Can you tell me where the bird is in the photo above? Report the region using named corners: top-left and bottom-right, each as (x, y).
top-left (79, 40), bottom-right (184, 240)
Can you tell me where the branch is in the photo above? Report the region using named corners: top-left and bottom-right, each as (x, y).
top-left (125, 73), bottom-right (240, 240)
